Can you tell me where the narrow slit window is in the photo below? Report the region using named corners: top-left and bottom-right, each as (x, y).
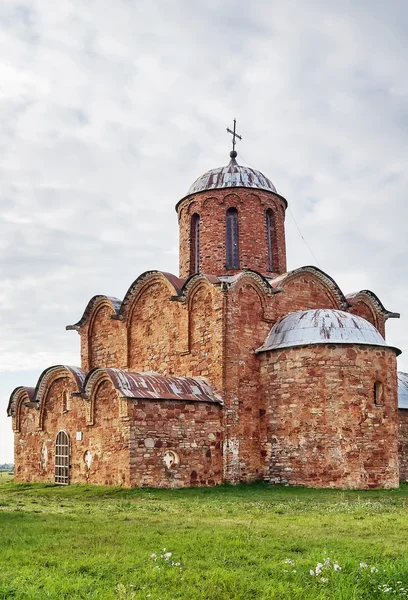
top-left (374, 381), bottom-right (384, 406)
top-left (266, 209), bottom-right (275, 272)
top-left (226, 208), bottom-right (239, 269)
top-left (63, 391), bottom-right (70, 412)
top-left (190, 214), bottom-right (200, 274)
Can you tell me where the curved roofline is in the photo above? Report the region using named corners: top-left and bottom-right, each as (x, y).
top-left (117, 270), bottom-right (185, 320)
top-left (175, 186), bottom-right (288, 212)
top-left (269, 265), bottom-right (348, 306)
top-left (34, 365), bottom-right (87, 405)
top-left (66, 295), bottom-right (122, 331)
top-left (7, 386), bottom-right (35, 417)
top-left (346, 289), bottom-right (400, 319)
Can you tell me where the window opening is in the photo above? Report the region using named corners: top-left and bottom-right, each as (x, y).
top-left (374, 381), bottom-right (384, 406)
top-left (55, 431), bottom-right (70, 485)
top-left (190, 214), bottom-right (200, 274)
top-left (226, 208), bottom-right (239, 269)
top-left (63, 390), bottom-right (70, 412)
top-left (266, 209), bottom-right (275, 271)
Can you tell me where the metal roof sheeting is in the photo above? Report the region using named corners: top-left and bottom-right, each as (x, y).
top-left (186, 157), bottom-right (277, 196)
top-left (256, 309), bottom-right (401, 355)
top-left (398, 372), bottom-right (408, 409)
top-left (103, 369), bottom-right (222, 403)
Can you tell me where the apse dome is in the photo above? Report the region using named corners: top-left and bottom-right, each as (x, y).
top-left (256, 308), bottom-right (401, 355)
top-left (186, 153), bottom-right (277, 196)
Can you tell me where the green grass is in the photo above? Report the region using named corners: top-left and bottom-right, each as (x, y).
top-left (0, 471), bottom-right (13, 483)
top-left (1, 482), bottom-right (408, 599)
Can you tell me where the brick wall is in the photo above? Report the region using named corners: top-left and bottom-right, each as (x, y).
top-left (129, 399), bottom-right (223, 488)
top-left (14, 377), bottom-right (132, 486)
top-left (259, 344), bottom-right (399, 489)
top-left (177, 189), bottom-right (287, 278)
top-left (398, 409), bottom-right (408, 481)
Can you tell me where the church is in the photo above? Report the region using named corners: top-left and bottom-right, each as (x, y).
top-left (7, 125), bottom-right (408, 489)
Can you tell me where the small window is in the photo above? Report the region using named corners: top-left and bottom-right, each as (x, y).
top-left (63, 391), bottom-right (70, 412)
top-left (226, 208), bottom-right (239, 269)
top-left (266, 209), bottom-right (275, 271)
top-left (190, 214), bottom-right (200, 274)
top-left (374, 381), bottom-right (384, 406)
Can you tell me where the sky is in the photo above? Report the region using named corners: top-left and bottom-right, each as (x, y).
top-left (1, 0), bottom-right (408, 462)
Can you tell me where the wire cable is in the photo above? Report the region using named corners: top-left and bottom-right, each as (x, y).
top-left (238, 151), bottom-right (322, 269)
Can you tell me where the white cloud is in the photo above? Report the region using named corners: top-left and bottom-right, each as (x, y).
top-left (1, 0), bottom-right (407, 461)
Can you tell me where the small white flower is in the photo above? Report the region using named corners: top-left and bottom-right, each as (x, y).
top-left (320, 577), bottom-right (328, 583)
top-left (360, 562), bottom-right (368, 569)
top-left (370, 566), bottom-right (378, 573)
top-left (334, 564), bottom-right (342, 571)
top-left (310, 569), bottom-right (315, 576)
top-left (163, 552), bottom-right (172, 559)
top-left (151, 553), bottom-right (156, 560)
top-left (324, 558), bottom-right (330, 566)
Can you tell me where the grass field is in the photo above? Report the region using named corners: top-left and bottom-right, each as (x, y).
top-left (1, 482), bottom-right (408, 599)
top-left (0, 471), bottom-right (13, 483)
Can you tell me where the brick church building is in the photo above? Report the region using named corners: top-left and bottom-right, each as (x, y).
top-left (7, 139), bottom-right (408, 489)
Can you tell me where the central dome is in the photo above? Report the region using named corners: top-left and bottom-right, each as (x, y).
top-left (187, 154), bottom-right (277, 196)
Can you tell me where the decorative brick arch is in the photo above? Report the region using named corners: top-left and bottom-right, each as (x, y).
top-left (83, 368), bottom-right (127, 425)
top-left (7, 387), bottom-right (35, 433)
top-left (37, 366), bottom-right (86, 430)
top-left (277, 266), bottom-right (347, 310)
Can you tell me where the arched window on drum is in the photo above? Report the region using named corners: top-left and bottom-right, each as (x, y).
top-left (266, 208), bottom-right (275, 272)
top-left (226, 208), bottom-right (239, 269)
top-left (190, 213), bottom-right (200, 274)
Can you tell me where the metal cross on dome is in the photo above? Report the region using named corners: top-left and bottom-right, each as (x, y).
top-left (226, 119), bottom-right (242, 153)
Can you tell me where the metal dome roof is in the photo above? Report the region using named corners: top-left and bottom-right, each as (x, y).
top-left (187, 155), bottom-right (277, 196)
top-left (256, 308), bottom-right (401, 355)
top-left (398, 372), bottom-right (408, 409)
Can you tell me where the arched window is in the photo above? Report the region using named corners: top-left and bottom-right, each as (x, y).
top-left (190, 214), bottom-right (200, 274)
top-left (374, 381), bottom-right (384, 406)
top-left (226, 208), bottom-right (239, 269)
top-left (55, 431), bottom-right (70, 485)
top-left (266, 209), bottom-right (275, 272)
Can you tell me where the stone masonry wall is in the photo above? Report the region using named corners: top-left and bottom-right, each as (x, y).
top-left (398, 409), bottom-right (408, 481)
top-left (177, 188), bottom-right (287, 278)
top-left (129, 399), bottom-right (223, 488)
top-left (127, 278), bottom-right (224, 389)
top-left (14, 377), bottom-right (131, 486)
top-left (80, 302), bottom-right (127, 371)
top-left (259, 344), bottom-right (399, 489)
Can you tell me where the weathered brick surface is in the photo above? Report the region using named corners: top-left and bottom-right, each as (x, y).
top-left (259, 345), bottom-right (399, 489)
top-left (398, 409), bottom-right (408, 481)
top-left (177, 189), bottom-right (287, 278)
top-left (11, 178), bottom-right (401, 490)
top-left (129, 400), bottom-right (223, 488)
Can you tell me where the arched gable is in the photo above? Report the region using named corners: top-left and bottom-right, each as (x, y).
top-left (37, 365), bottom-right (86, 429)
top-left (8, 387), bottom-right (36, 433)
top-left (66, 295), bottom-right (121, 331)
top-left (118, 271), bottom-right (183, 322)
top-left (83, 368), bottom-right (125, 425)
top-left (124, 272), bottom-right (184, 372)
top-left (87, 298), bottom-right (126, 369)
top-left (272, 266), bottom-right (347, 316)
top-left (346, 290), bottom-right (399, 338)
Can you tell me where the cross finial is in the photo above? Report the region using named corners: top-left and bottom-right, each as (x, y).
top-left (226, 119), bottom-right (242, 158)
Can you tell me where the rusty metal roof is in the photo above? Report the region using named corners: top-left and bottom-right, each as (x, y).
top-left (398, 372), bottom-right (408, 409)
top-left (256, 309), bottom-right (401, 355)
top-left (186, 156), bottom-right (277, 196)
top-left (85, 368), bottom-right (223, 404)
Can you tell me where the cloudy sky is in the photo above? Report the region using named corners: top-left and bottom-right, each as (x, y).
top-left (1, 0), bottom-right (407, 462)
